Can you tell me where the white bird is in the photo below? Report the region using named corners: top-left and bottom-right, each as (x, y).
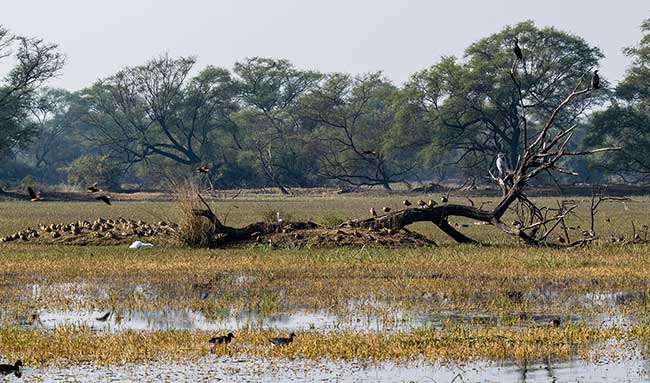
top-left (276, 212), bottom-right (283, 224)
top-left (129, 240), bottom-right (153, 249)
top-left (496, 153), bottom-right (509, 177)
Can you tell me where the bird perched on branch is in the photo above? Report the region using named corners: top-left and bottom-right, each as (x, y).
top-left (591, 70), bottom-right (600, 90)
top-left (196, 166), bottom-right (210, 174)
top-left (427, 200), bottom-right (437, 208)
top-left (96, 195), bottom-right (111, 205)
top-left (403, 200), bottom-right (412, 207)
top-left (417, 200), bottom-right (427, 208)
top-left (382, 207), bottom-right (391, 213)
top-left (440, 195), bottom-right (448, 204)
top-left (496, 153), bottom-right (510, 178)
top-left (370, 207), bottom-right (377, 217)
top-left (209, 332), bottom-right (234, 345)
top-left (513, 37), bottom-right (523, 60)
top-left (27, 187), bottom-right (43, 202)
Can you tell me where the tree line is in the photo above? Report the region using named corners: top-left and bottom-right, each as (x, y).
top-left (1, 19), bottom-right (650, 192)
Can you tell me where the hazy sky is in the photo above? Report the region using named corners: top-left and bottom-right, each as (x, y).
top-left (1, 0), bottom-right (648, 90)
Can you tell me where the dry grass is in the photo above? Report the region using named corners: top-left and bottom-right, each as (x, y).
top-left (175, 181), bottom-right (213, 247)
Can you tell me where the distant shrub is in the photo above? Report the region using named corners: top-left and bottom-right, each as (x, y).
top-left (176, 181), bottom-right (213, 247)
top-left (66, 155), bottom-right (122, 190)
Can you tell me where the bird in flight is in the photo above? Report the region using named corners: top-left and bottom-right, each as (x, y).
top-left (87, 183), bottom-right (100, 193)
top-left (27, 187), bottom-right (43, 202)
top-left (96, 195), bottom-right (111, 205)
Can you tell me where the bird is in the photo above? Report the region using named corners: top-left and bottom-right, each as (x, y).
top-left (196, 166), bottom-right (210, 174)
top-left (0, 360), bottom-right (22, 377)
top-left (27, 187), bottom-right (43, 202)
top-left (87, 183), bottom-right (100, 193)
top-left (270, 332), bottom-right (296, 346)
top-left (403, 200), bottom-right (412, 207)
top-left (440, 195), bottom-right (448, 204)
top-left (551, 318), bottom-right (561, 327)
top-left (96, 195), bottom-right (111, 205)
top-left (362, 150), bottom-right (377, 155)
top-left (513, 37), bottom-right (523, 60)
top-left (417, 200), bottom-right (427, 208)
top-left (427, 200), bottom-right (437, 208)
top-left (557, 236), bottom-right (566, 244)
top-left (95, 311), bottom-right (111, 322)
top-left (370, 207), bottom-right (377, 217)
top-left (382, 207), bottom-right (391, 213)
top-left (276, 212), bottom-right (283, 224)
top-left (209, 332), bottom-right (235, 345)
top-left (496, 153), bottom-right (509, 177)
top-left (591, 70), bottom-right (600, 90)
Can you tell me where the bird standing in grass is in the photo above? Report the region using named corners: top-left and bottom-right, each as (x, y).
top-left (270, 332), bottom-right (296, 346)
top-left (370, 207), bottom-right (377, 217)
top-left (96, 195), bottom-right (111, 205)
top-left (209, 332), bottom-right (234, 345)
top-left (28, 187), bottom-right (43, 202)
top-left (0, 360), bottom-right (22, 377)
top-left (513, 37), bottom-right (523, 60)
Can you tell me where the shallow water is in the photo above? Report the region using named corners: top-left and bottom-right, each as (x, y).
top-left (13, 355), bottom-right (650, 383)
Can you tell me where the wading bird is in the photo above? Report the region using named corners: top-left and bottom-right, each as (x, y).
top-left (209, 332), bottom-right (234, 345)
top-left (270, 332), bottom-right (296, 346)
top-left (513, 37), bottom-right (523, 60)
top-left (96, 195), bottom-right (111, 205)
top-left (27, 187), bottom-right (43, 202)
top-left (592, 70), bottom-right (600, 89)
top-left (0, 360), bottom-right (22, 377)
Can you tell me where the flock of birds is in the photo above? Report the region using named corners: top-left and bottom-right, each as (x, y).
top-left (27, 183), bottom-right (111, 205)
top-left (369, 196), bottom-right (448, 218)
top-left (209, 332), bottom-right (296, 347)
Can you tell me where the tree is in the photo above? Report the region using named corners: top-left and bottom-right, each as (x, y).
top-left (0, 25), bottom-right (65, 159)
top-left (300, 72), bottom-right (411, 189)
top-left (397, 21), bottom-right (604, 176)
top-left (81, 55), bottom-right (239, 173)
top-left (233, 57), bottom-right (321, 193)
top-left (586, 17), bottom-right (650, 182)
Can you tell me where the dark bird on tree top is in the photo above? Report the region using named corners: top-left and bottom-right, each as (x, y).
top-left (96, 195), bottom-right (111, 205)
top-left (591, 70), bottom-right (600, 89)
top-left (87, 183), bottom-right (100, 193)
top-left (209, 332), bottom-right (234, 345)
top-left (513, 37), bottom-right (523, 60)
top-left (28, 187), bottom-right (43, 202)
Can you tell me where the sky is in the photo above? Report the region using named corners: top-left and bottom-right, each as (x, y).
top-left (1, 0), bottom-right (648, 91)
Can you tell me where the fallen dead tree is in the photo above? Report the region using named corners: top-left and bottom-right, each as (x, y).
top-left (193, 58), bottom-right (619, 248)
